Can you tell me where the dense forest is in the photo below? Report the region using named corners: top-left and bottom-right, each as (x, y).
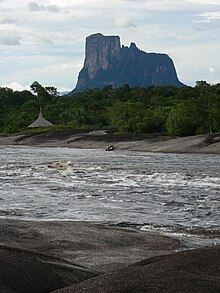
top-left (0, 80), bottom-right (220, 136)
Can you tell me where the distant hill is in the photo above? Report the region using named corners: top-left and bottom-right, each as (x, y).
top-left (70, 33), bottom-right (185, 94)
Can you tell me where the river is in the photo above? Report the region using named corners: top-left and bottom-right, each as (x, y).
top-left (0, 145), bottom-right (219, 246)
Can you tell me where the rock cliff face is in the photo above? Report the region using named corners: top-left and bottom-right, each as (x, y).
top-left (71, 33), bottom-right (184, 93)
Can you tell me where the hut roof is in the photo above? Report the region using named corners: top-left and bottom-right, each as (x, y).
top-left (28, 110), bottom-right (54, 128)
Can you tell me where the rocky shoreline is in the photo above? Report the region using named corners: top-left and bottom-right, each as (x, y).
top-left (0, 130), bottom-right (220, 154)
top-left (0, 219), bottom-right (219, 292)
top-left (1, 131), bottom-right (220, 292)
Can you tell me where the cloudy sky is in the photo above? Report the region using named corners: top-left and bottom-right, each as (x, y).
top-left (0, 0), bottom-right (219, 92)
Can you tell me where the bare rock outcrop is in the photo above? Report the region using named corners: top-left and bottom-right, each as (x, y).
top-left (71, 33), bottom-right (184, 93)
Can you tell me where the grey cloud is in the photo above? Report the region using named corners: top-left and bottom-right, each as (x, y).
top-left (0, 33), bottom-right (21, 45)
top-left (0, 17), bottom-right (19, 25)
top-left (115, 17), bottom-right (137, 28)
top-left (27, 2), bottom-right (42, 11)
top-left (47, 5), bottom-right (61, 13)
top-left (27, 2), bottom-right (61, 13)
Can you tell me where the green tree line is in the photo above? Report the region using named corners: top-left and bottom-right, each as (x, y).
top-left (0, 80), bottom-right (220, 136)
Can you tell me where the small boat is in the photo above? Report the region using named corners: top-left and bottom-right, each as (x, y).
top-left (105, 145), bottom-right (114, 151)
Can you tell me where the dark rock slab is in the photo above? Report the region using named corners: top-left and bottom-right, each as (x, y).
top-left (53, 245), bottom-right (220, 293)
top-left (0, 219), bottom-right (181, 273)
top-left (0, 246), bottom-right (99, 293)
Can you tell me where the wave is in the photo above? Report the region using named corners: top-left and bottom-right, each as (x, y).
top-left (140, 223), bottom-right (220, 242)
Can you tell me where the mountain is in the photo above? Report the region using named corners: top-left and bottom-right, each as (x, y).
top-left (71, 33), bottom-right (185, 94)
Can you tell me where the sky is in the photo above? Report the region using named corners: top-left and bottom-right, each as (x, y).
top-left (0, 0), bottom-right (219, 92)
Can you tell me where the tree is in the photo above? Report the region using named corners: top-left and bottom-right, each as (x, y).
top-left (109, 100), bottom-right (147, 133)
top-left (195, 80), bottom-right (211, 88)
top-left (30, 81), bottom-right (45, 106)
top-left (45, 86), bottom-right (58, 97)
top-left (166, 103), bottom-right (200, 136)
top-left (30, 81), bottom-right (57, 107)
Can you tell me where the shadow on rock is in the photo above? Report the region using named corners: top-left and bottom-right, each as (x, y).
top-left (0, 246), bottom-right (99, 293)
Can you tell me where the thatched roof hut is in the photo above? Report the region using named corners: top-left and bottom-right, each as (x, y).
top-left (28, 110), bottom-right (54, 128)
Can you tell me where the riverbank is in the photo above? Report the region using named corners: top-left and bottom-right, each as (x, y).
top-left (0, 129), bottom-right (220, 154)
top-left (0, 219), bottom-right (219, 292)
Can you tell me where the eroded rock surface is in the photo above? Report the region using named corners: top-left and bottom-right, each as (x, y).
top-left (72, 33), bottom-right (184, 93)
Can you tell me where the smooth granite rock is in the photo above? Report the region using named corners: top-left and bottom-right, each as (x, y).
top-left (53, 245), bottom-right (220, 293)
